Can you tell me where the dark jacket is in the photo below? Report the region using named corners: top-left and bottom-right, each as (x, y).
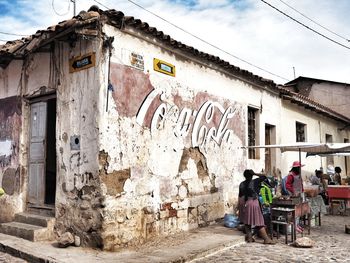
top-left (239, 176), bottom-right (267, 201)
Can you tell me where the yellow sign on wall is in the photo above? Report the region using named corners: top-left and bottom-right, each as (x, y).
top-left (69, 52), bottom-right (96, 73)
top-left (153, 58), bottom-right (175, 77)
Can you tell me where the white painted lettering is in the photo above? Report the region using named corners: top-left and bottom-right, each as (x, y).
top-left (136, 89), bottom-right (237, 148)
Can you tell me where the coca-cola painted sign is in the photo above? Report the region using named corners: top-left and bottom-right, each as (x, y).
top-left (136, 89), bottom-right (237, 148)
top-left (110, 63), bottom-right (245, 148)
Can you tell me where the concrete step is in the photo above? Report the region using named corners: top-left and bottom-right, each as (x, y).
top-left (14, 212), bottom-right (55, 228)
top-left (0, 221), bottom-right (53, 242)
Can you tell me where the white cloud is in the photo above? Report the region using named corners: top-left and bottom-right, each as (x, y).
top-left (1, 0), bottom-right (350, 84)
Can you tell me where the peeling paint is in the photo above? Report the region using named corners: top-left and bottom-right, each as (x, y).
top-left (99, 150), bottom-right (131, 195)
top-left (2, 168), bottom-right (20, 195)
top-left (101, 168), bottom-right (131, 195)
top-left (0, 96), bottom-right (21, 171)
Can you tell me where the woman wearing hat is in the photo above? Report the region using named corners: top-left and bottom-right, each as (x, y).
top-left (285, 161), bottom-right (304, 197)
top-left (238, 169), bottom-right (275, 244)
top-left (285, 161), bottom-right (305, 233)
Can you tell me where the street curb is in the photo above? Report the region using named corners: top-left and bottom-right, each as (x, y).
top-left (0, 229), bottom-right (245, 263)
top-left (0, 241), bottom-right (56, 263)
top-left (0, 239), bottom-right (245, 263)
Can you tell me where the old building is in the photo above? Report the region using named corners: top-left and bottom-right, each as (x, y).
top-left (0, 6), bottom-right (349, 250)
top-left (284, 76), bottom-right (350, 119)
top-left (278, 86), bottom-right (350, 176)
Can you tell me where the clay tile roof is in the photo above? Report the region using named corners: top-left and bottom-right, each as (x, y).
top-left (0, 9), bottom-right (101, 68)
top-left (85, 7), bottom-right (277, 90)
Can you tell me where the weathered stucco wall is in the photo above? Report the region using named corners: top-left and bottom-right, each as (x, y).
top-left (96, 25), bottom-right (282, 250)
top-left (0, 37), bottom-right (104, 246)
top-left (0, 96), bottom-right (23, 222)
top-left (0, 51), bottom-right (53, 223)
top-left (53, 40), bottom-right (104, 247)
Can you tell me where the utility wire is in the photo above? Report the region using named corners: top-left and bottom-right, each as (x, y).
top-left (52, 0), bottom-right (71, 16)
top-left (0, 31), bottom-right (27, 37)
top-left (260, 0), bottom-right (350, 50)
top-left (93, 0), bottom-right (289, 81)
top-left (277, 0), bottom-right (350, 42)
top-left (93, 0), bottom-right (110, 10)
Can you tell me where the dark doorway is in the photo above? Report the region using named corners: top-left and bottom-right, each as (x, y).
top-left (265, 124), bottom-right (276, 176)
top-left (45, 98), bottom-right (56, 204)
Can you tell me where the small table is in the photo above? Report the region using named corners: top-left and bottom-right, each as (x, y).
top-left (271, 199), bottom-right (311, 240)
top-left (271, 207), bottom-right (295, 244)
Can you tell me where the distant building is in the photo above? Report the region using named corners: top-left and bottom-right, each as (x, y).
top-left (0, 6), bottom-right (349, 250)
top-left (284, 76), bottom-right (350, 120)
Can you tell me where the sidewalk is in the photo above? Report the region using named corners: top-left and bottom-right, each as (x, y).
top-left (0, 224), bottom-right (245, 263)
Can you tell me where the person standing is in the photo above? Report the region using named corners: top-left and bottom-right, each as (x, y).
top-left (327, 164), bottom-right (335, 185)
top-left (285, 161), bottom-right (304, 197)
top-left (285, 161), bottom-right (305, 233)
top-left (334, 167), bottom-right (342, 185)
top-left (238, 169), bottom-right (275, 244)
top-left (311, 169), bottom-right (328, 205)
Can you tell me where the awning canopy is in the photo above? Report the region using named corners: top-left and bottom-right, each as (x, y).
top-left (242, 143), bottom-right (350, 156)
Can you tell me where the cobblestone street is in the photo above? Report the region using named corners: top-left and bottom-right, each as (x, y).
top-left (192, 215), bottom-right (350, 263)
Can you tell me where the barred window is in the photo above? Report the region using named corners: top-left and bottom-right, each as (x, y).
top-left (248, 107), bottom-right (258, 159)
top-left (296, 122), bottom-right (306, 142)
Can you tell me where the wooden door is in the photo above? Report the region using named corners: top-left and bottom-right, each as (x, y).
top-left (265, 125), bottom-right (272, 175)
top-left (28, 102), bottom-right (47, 205)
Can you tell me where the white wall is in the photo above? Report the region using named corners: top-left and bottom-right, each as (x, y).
top-left (97, 24), bottom-right (282, 249)
top-left (281, 101), bottom-right (350, 179)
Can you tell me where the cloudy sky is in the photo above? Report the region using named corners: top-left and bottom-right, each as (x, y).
top-left (0, 0), bottom-right (349, 85)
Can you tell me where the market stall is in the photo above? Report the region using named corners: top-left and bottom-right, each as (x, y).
top-left (242, 143), bottom-right (350, 242)
top-left (304, 145), bottom-right (350, 216)
top-left (327, 185), bottom-right (350, 215)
